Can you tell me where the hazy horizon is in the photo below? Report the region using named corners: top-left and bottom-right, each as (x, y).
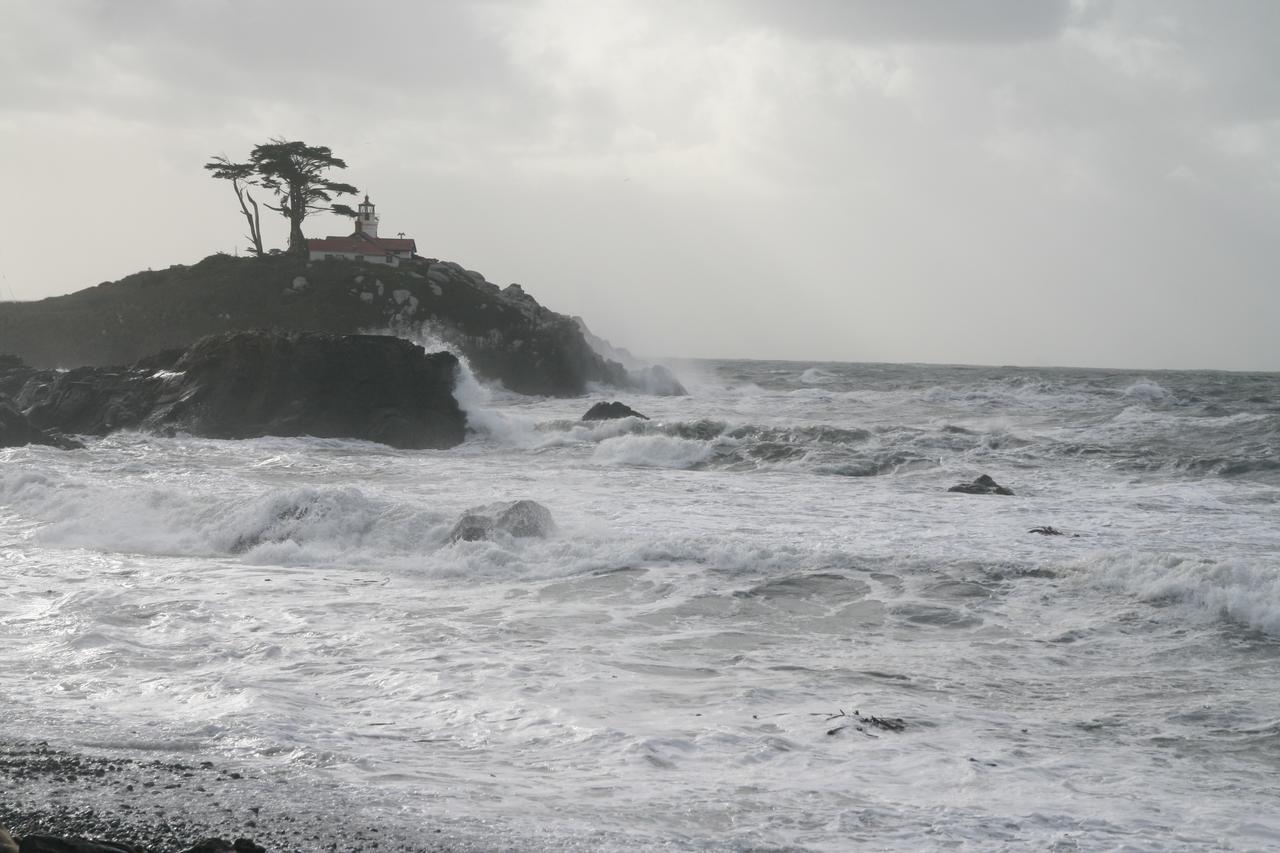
top-left (3, 1), bottom-right (1278, 372)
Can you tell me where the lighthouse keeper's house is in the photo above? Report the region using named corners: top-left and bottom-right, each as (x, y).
top-left (307, 195), bottom-right (416, 267)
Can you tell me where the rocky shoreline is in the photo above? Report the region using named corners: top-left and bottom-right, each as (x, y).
top-left (0, 741), bottom-right (460, 853)
top-left (0, 331), bottom-right (466, 451)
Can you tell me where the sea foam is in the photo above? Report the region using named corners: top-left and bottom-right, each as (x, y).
top-left (1087, 551), bottom-right (1280, 636)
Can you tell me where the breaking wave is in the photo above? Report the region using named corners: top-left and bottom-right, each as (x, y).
top-left (1087, 551), bottom-right (1280, 636)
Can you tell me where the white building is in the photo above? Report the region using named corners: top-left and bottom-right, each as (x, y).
top-left (307, 195), bottom-right (417, 266)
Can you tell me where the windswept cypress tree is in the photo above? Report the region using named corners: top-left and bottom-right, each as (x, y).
top-left (203, 155), bottom-right (265, 257)
top-left (205, 139), bottom-right (358, 256)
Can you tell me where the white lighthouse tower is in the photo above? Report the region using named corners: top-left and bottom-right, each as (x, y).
top-left (354, 194), bottom-right (380, 237)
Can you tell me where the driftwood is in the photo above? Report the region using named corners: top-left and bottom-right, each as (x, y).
top-left (817, 709), bottom-right (906, 737)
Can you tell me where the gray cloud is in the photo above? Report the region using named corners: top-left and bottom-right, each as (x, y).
top-left (2, 0), bottom-right (1277, 370)
top-left (0, 0), bottom-right (526, 122)
top-left (729, 0), bottom-right (1072, 43)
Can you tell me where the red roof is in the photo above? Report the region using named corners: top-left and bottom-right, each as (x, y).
top-left (308, 233), bottom-right (416, 253)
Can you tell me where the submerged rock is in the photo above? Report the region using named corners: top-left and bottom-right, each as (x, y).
top-left (18, 331), bottom-right (466, 450)
top-left (582, 401), bottom-right (649, 421)
top-left (947, 474), bottom-right (1014, 496)
top-left (449, 500), bottom-right (556, 543)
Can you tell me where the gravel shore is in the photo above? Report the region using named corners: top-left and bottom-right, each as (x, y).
top-left (0, 741), bottom-right (462, 853)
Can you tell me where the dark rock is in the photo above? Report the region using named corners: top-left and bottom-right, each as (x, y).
top-left (0, 399), bottom-right (83, 450)
top-left (449, 500), bottom-right (555, 543)
top-left (582, 401), bottom-right (649, 421)
top-left (0, 355), bottom-right (43, 401)
top-left (22, 367), bottom-right (161, 437)
top-left (22, 331), bottom-right (466, 450)
top-left (0, 254), bottom-right (627, 396)
top-left (947, 474), bottom-right (1014, 496)
top-left (184, 841), bottom-right (264, 853)
top-left (17, 836), bottom-right (139, 853)
top-left (182, 841), bottom-right (234, 853)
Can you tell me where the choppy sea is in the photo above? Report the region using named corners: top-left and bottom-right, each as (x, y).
top-left (2, 355), bottom-right (1278, 851)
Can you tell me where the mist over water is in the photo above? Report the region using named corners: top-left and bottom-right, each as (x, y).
top-left (2, 358), bottom-right (1278, 850)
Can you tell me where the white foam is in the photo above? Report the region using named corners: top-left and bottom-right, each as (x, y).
top-left (1122, 379), bottom-right (1172, 402)
top-left (4, 359), bottom-right (1278, 852)
top-left (1085, 551), bottom-right (1280, 635)
top-left (591, 433), bottom-right (728, 469)
top-left (799, 367), bottom-right (837, 384)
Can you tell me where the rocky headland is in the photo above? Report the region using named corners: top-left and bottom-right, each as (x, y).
top-left (0, 254), bottom-right (670, 398)
top-left (0, 331), bottom-right (465, 450)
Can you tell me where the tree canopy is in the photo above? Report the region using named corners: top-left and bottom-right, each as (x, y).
top-left (205, 139), bottom-right (359, 256)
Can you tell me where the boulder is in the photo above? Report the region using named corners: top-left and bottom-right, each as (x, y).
top-left (582, 401), bottom-right (649, 421)
top-left (947, 474), bottom-right (1014, 496)
top-left (21, 331), bottom-right (467, 450)
top-left (449, 500), bottom-right (555, 543)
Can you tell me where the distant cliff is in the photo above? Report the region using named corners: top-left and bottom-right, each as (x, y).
top-left (0, 254), bottom-right (631, 397)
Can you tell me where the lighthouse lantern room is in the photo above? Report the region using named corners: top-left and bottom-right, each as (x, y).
top-left (354, 195), bottom-right (379, 237)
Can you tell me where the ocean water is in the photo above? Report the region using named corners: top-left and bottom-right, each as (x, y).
top-left (2, 356), bottom-right (1279, 851)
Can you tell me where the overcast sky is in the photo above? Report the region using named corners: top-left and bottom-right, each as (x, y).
top-left (2, 0), bottom-right (1277, 370)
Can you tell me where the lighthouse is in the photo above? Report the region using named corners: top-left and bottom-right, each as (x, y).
top-left (353, 194), bottom-right (379, 237)
top-left (307, 193), bottom-right (417, 266)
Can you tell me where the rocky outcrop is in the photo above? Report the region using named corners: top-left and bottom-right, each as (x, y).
top-left (0, 399), bottom-right (83, 450)
top-left (449, 500), bottom-right (556, 543)
top-left (947, 474), bottom-right (1014, 496)
top-left (7, 331), bottom-right (466, 450)
top-left (0, 254), bottom-right (631, 397)
top-left (582, 401), bottom-right (649, 421)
